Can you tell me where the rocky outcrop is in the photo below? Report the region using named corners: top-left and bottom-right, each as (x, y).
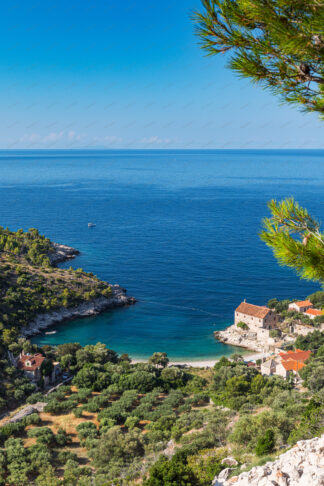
top-left (6, 402), bottom-right (47, 424)
top-left (221, 457), bottom-right (238, 467)
top-left (213, 434), bottom-right (324, 486)
top-left (214, 325), bottom-right (265, 352)
top-left (50, 242), bottom-right (79, 265)
top-left (214, 324), bottom-right (294, 353)
top-left (21, 286), bottom-right (136, 337)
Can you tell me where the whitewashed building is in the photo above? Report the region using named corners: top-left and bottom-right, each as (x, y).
top-left (288, 300), bottom-right (313, 313)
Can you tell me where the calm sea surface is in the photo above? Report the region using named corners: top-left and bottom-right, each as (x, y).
top-left (1, 149), bottom-right (323, 361)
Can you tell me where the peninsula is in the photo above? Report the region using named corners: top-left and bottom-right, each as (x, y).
top-left (0, 226), bottom-right (135, 339)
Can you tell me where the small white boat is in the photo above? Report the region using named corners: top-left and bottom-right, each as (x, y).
top-left (88, 222), bottom-right (96, 227)
top-left (45, 330), bottom-right (57, 335)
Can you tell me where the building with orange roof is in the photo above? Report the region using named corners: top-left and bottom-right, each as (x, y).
top-left (17, 353), bottom-right (45, 382)
top-left (288, 300), bottom-right (313, 313)
top-left (261, 349), bottom-right (311, 380)
top-left (235, 301), bottom-right (278, 332)
top-left (305, 308), bottom-right (323, 319)
top-left (280, 360), bottom-right (306, 373)
top-left (279, 349), bottom-right (312, 362)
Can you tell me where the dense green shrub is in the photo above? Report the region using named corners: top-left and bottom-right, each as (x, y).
top-left (255, 429), bottom-right (275, 456)
top-left (308, 291), bottom-right (324, 309)
top-left (144, 454), bottom-right (199, 486)
top-left (76, 422), bottom-right (98, 442)
top-left (27, 427), bottom-right (56, 446)
top-left (269, 329), bottom-right (280, 338)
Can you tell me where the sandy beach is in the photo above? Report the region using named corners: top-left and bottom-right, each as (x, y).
top-left (132, 351), bottom-right (272, 368)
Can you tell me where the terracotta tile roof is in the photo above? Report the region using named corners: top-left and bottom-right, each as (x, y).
top-left (235, 302), bottom-right (271, 319)
top-left (279, 350), bottom-right (311, 361)
top-left (305, 308), bottom-right (322, 316)
top-left (18, 353), bottom-right (45, 372)
top-left (293, 300), bottom-right (313, 307)
top-left (278, 349), bottom-right (311, 373)
top-left (281, 360), bottom-right (306, 372)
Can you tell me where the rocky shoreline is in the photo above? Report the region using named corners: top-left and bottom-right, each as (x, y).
top-left (214, 324), bottom-right (295, 353)
top-left (50, 242), bottom-right (80, 265)
top-left (214, 325), bottom-right (266, 352)
top-left (21, 290), bottom-right (136, 338)
top-left (213, 434), bottom-right (324, 486)
top-left (21, 242), bottom-right (136, 338)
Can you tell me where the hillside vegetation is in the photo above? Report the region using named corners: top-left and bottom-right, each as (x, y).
top-left (0, 338), bottom-right (323, 485)
top-left (0, 227), bottom-right (119, 412)
top-left (0, 227), bottom-right (113, 339)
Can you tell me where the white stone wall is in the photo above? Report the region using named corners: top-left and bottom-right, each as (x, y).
top-left (289, 302), bottom-right (313, 312)
top-left (235, 310), bottom-right (277, 330)
top-left (275, 363), bottom-right (288, 378)
top-left (261, 363), bottom-right (274, 376)
top-left (291, 323), bottom-right (316, 336)
top-left (235, 312), bottom-right (264, 330)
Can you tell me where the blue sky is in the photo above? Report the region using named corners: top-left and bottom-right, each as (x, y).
top-left (0, 0), bottom-right (323, 149)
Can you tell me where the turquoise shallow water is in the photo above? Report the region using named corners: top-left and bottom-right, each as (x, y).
top-left (1, 149), bottom-right (323, 360)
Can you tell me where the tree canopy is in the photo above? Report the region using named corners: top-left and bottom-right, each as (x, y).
top-left (194, 0), bottom-right (324, 115)
top-left (260, 198), bottom-right (324, 284)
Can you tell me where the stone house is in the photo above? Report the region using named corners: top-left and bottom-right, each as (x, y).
top-left (305, 308), bottom-right (323, 320)
top-left (261, 349), bottom-right (311, 380)
top-left (260, 358), bottom-right (277, 376)
top-left (288, 300), bottom-right (313, 313)
top-left (17, 353), bottom-right (45, 382)
top-left (235, 302), bottom-right (278, 332)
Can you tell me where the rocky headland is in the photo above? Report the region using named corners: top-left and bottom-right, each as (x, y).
top-left (214, 324), bottom-right (294, 353)
top-left (50, 242), bottom-right (80, 265)
top-left (214, 325), bottom-right (264, 352)
top-left (21, 287), bottom-right (136, 337)
top-left (0, 231), bottom-right (136, 338)
top-left (213, 434), bottom-right (324, 486)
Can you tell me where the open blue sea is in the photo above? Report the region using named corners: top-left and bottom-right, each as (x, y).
top-left (1, 149), bottom-right (324, 361)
